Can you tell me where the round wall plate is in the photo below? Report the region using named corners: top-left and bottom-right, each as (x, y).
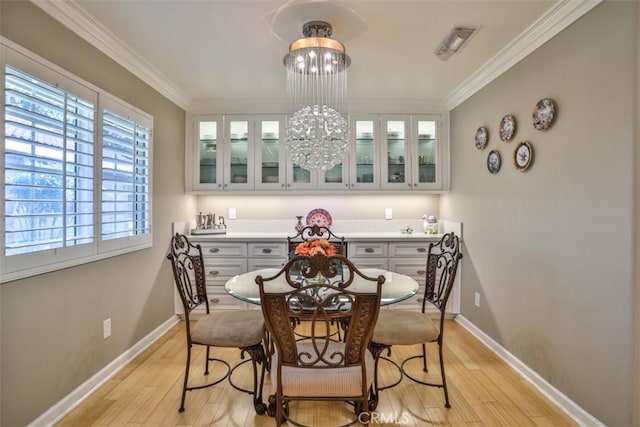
top-left (306, 208), bottom-right (332, 227)
top-left (513, 141), bottom-right (534, 172)
top-left (487, 150), bottom-right (501, 174)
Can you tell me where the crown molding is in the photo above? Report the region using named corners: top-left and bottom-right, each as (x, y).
top-left (444, 0), bottom-right (603, 110)
top-left (31, 0), bottom-right (191, 111)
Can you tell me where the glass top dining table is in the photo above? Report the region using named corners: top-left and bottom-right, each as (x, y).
top-left (225, 268), bottom-right (419, 306)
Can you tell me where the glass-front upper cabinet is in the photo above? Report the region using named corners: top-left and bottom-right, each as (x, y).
top-left (254, 116), bottom-right (286, 190)
top-left (412, 115), bottom-right (439, 190)
top-left (381, 116), bottom-right (410, 190)
top-left (194, 115), bottom-right (223, 190)
top-left (224, 118), bottom-right (253, 190)
top-left (349, 115), bottom-right (378, 190)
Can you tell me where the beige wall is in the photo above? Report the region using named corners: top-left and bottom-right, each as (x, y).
top-left (0, 2), bottom-right (194, 425)
top-left (441, 2), bottom-right (636, 425)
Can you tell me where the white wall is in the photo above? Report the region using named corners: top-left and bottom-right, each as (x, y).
top-left (197, 194), bottom-right (440, 224)
top-left (441, 2), bottom-right (636, 425)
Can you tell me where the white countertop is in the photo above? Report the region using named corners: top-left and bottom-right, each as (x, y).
top-left (187, 231), bottom-right (445, 242)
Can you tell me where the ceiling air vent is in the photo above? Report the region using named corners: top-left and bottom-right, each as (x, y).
top-left (435, 26), bottom-right (477, 61)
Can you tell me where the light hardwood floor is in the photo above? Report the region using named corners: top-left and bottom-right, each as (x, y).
top-left (57, 319), bottom-right (577, 426)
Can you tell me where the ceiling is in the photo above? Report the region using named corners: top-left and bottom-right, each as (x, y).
top-left (36, 0), bottom-right (597, 110)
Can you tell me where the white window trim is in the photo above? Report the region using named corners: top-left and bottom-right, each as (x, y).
top-left (1, 37), bottom-right (153, 283)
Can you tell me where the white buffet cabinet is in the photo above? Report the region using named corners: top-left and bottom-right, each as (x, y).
top-left (172, 220), bottom-right (462, 315)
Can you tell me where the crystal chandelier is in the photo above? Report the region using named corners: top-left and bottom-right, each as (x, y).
top-left (284, 21), bottom-right (350, 171)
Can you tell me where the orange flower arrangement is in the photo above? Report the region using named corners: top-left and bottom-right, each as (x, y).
top-left (295, 239), bottom-right (337, 256)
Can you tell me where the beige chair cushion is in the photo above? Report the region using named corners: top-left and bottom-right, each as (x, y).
top-left (273, 341), bottom-right (374, 397)
top-left (191, 310), bottom-right (265, 348)
top-left (372, 310), bottom-right (440, 346)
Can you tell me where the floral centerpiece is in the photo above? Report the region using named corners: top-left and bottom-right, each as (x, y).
top-left (294, 239), bottom-right (338, 287)
top-left (295, 239), bottom-right (337, 256)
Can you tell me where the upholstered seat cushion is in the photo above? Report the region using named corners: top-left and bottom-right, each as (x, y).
top-left (191, 310), bottom-right (265, 348)
top-left (372, 310), bottom-right (440, 346)
top-left (273, 341), bottom-right (374, 397)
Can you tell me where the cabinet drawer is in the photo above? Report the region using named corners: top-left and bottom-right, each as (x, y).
top-left (200, 242), bottom-right (248, 258)
top-left (205, 289), bottom-right (248, 310)
top-left (349, 242), bottom-right (388, 257)
top-left (350, 257), bottom-right (389, 270)
top-left (388, 259), bottom-right (426, 284)
top-left (203, 259), bottom-right (247, 282)
top-left (389, 242), bottom-right (430, 258)
top-left (248, 242), bottom-right (288, 258)
top-left (247, 258), bottom-right (287, 270)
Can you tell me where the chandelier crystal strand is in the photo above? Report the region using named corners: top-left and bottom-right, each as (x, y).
top-left (284, 21), bottom-right (350, 171)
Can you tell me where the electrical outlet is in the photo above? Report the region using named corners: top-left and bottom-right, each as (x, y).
top-left (103, 318), bottom-right (111, 339)
top-left (385, 208), bottom-right (392, 219)
top-left (228, 208), bottom-right (237, 219)
top-left (474, 292), bottom-right (481, 308)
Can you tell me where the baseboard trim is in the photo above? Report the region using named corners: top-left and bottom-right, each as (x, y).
top-left (454, 315), bottom-right (604, 427)
top-left (28, 315), bottom-right (181, 427)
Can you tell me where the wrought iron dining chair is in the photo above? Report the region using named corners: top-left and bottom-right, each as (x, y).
top-left (167, 233), bottom-right (267, 414)
top-left (287, 224), bottom-right (347, 340)
top-left (369, 232), bottom-right (462, 409)
top-left (287, 224), bottom-right (346, 257)
top-left (256, 253), bottom-right (385, 425)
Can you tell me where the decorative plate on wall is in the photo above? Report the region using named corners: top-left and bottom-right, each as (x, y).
top-left (499, 115), bottom-right (516, 141)
top-left (487, 150), bottom-right (501, 174)
top-left (306, 208), bottom-right (332, 227)
top-left (532, 98), bottom-right (556, 130)
top-left (474, 126), bottom-right (489, 150)
top-left (513, 141), bottom-right (534, 172)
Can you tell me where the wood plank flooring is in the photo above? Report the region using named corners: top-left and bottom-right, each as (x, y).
top-left (56, 319), bottom-right (577, 426)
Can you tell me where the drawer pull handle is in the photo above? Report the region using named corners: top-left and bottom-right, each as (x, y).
top-left (209, 248), bottom-right (220, 253)
top-left (364, 248), bottom-right (375, 253)
top-left (210, 298), bottom-right (220, 304)
top-left (209, 270), bottom-right (220, 275)
top-left (416, 247), bottom-right (427, 253)
top-left (417, 270), bottom-right (426, 275)
top-left (262, 248), bottom-right (272, 254)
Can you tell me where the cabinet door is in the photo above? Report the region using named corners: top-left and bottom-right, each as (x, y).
top-left (224, 118), bottom-right (253, 190)
top-left (193, 116), bottom-right (224, 190)
top-left (349, 115), bottom-right (379, 190)
top-left (411, 115), bottom-right (441, 190)
top-left (381, 116), bottom-right (411, 191)
top-left (255, 116), bottom-right (287, 190)
top-left (319, 160), bottom-right (349, 190)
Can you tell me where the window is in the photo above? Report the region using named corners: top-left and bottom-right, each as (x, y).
top-left (5, 65), bottom-right (95, 257)
top-left (100, 98), bottom-right (152, 251)
top-left (2, 44), bottom-right (153, 282)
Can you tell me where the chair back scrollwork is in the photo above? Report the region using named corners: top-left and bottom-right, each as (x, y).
top-left (167, 233), bottom-right (209, 319)
top-left (256, 253), bottom-right (384, 369)
top-left (423, 232), bottom-right (463, 313)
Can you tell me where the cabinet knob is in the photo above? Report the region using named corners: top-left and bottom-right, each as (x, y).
top-left (417, 270), bottom-right (426, 275)
top-left (281, 184), bottom-right (285, 188)
top-left (209, 298), bottom-right (220, 304)
top-left (414, 183), bottom-right (418, 187)
top-left (364, 248), bottom-right (375, 253)
top-left (217, 183), bottom-right (222, 188)
top-left (209, 248), bottom-right (220, 253)
top-left (408, 183), bottom-right (411, 187)
top-left (416, 247), bottom-right (427, 253)
top-left (262, 248), bottom-right (272, 254)
top-left (209, 270), bottom-right (220, 275)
